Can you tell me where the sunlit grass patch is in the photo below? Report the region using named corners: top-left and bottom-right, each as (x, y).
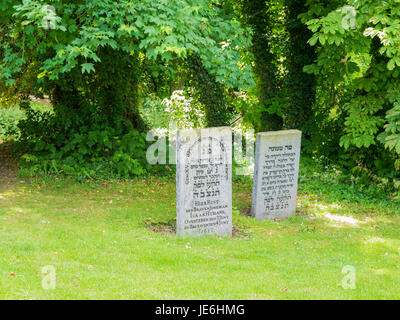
top-left (0, 156), bottom-right (399, 299)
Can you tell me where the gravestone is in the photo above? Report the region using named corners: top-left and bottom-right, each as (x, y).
top-left (251, 130), bottom-right (302, 220)
top-left (176, 127), bottom-right (232, 237)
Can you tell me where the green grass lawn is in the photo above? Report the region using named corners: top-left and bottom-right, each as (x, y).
top-left (0, 160), bottom-right (400, 299)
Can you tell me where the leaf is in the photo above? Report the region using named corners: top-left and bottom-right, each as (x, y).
top-left (309, 36), bottom-right (318, 46)
top-left (81, 63), bottom-right (95, 74)
top-left (388, 59), bottom-right (395, 71)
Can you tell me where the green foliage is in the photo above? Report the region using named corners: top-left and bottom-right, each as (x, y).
top-left (284, 0), bottom-right (317, 138)
top-left (0, 0), bottom-right (256, 178)
top-left (299, 156), bottom-right (399, 207)
top-left (380, 103), bottom-right (400, 157)
top-left (303, 0), bottom-right (400, 180)
top-left (0, 106), bottom-right (25, 141)
top-left (230, 89), bottom-right (261, 128)
top-left (2, 0), bottom-right (400, 184)
top-left (140, 95), bottom-right (170, 129)
top-left (15, 104), bottom-right (149, 180)
top-left (187, 53), bottom-right (233, 127)
top-left (1, 0), bottom-right (253, 90)
top-left (163, 90), bottom-right (205, 128)
top-left (238, 0), bottom-right (284, 131)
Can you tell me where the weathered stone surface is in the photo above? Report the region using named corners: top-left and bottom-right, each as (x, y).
top-left (176, 127), bottom-right (232, 237)
top-left (251, 130), bottom-right (302, 220)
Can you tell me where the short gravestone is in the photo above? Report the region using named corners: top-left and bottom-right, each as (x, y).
top-left (176, 127), bottom-right (232, 237)
top-left (251, 130), bottom-right (302, 220)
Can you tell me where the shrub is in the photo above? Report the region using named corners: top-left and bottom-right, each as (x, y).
top-left (0, 106), bottom-right (25, 142)
top-left (15, 104), bottom-right (150, 180)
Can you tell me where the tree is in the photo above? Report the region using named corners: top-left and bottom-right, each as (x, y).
top-left (187, 53), bottom-right (231, 127)
top-left (0, 0), bottom-right (254, 178)
top-left (304, 0), bottom-right (400, 177)
top-left (0, 0), bottom-right (254, 128)
top-left (239, 0), bottom-right (283, 132)
top-left (284, 0), bottom-right (317, 138)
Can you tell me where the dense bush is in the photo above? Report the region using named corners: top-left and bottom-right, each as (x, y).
top-left (15, 104), bottom-right (149, 179)
top-left (0, 106), bottom-right (25, 141)
top-left (301, 0), bottom-right (400, 182)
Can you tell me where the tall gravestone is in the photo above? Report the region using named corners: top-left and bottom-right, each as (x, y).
top-left (251, 130), bottom-right (302, 220)
top-left (176, 127), bottom-right (232, 237)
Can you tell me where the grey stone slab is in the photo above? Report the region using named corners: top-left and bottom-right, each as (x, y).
top-left (251, 130), bottom-right (302, 220)
top-left (176, 127), bottom-right (232, 237)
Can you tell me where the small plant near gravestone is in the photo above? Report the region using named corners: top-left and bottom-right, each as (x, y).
top-left (143, 218), bottom-right (176, 236)
top-left (298, 222), bottom-right (317, 234)
top-left (237, 206), bottom-right (252, 217)
top-left (232, 226), bottom-right (252, 239)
